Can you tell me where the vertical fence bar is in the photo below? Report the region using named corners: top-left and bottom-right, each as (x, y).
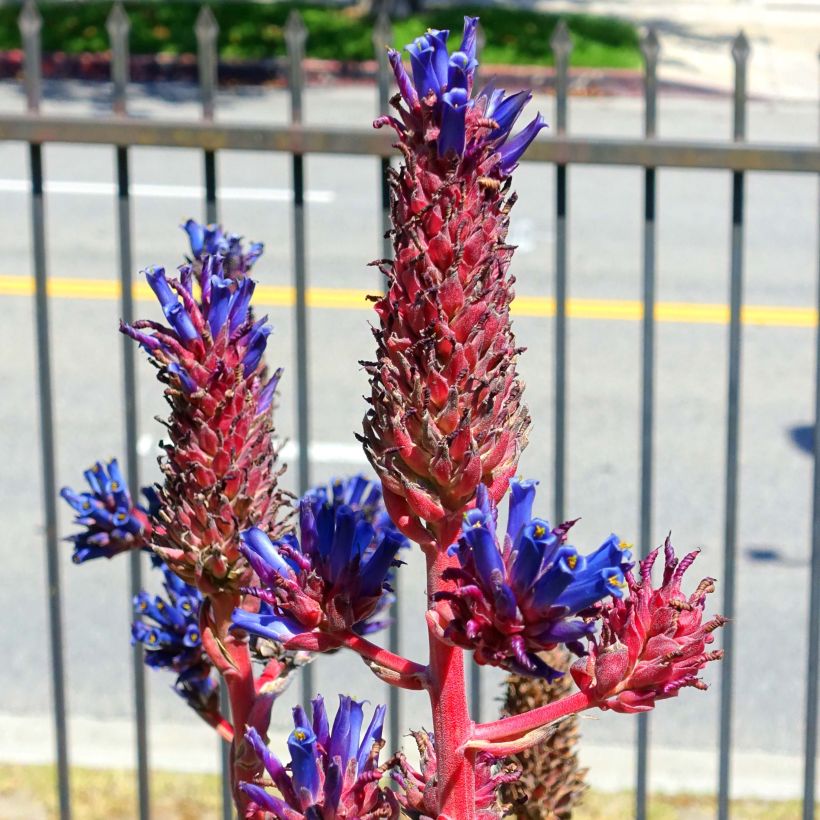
top-left (802, 54), bottom-right (820, 820)
top-left (195, 9), bottom-right (232, 818)
top-left (286, 10), bottom-right (313, 704)
top-left (19, 2), bottom-right (71, 817)
top-left (635, 27), bottom-right (659, 820)
top-left (196, 6), bottom-right (219, 225)
top-left (551, 21), bottom-right (572, 526)
top-left (718, 32), bottom-right (750, 820)
top-left (372, 11), bottom-right (405, 745)
top-left (106, 5), bottom-right (150, 818)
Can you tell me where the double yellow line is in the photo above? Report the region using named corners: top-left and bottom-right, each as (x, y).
top-left (0, 274), bottom-right (815, 328)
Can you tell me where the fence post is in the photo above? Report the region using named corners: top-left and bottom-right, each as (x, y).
top-left (106, 6), bottom-right (151, 817)
top-left (19, 1), bottom-right (71, 817)
top-left (717, 30), bottom-right (750, 820)
top-left (285, 9), bottom-right (313, 705)
top-left (371, 9), bottom-right (404, 749)
top-left (550, 20), bottom-right (572, 528)
top-left (801, 51), bottom-right (820, 820)
top-left (196, 5), bottom-right (219, 224)
top-left (195, 10), bottom-right (233, 816)
top-left (635, 25), bottom-right (660, 820)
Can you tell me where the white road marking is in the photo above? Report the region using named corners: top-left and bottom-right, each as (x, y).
top-left (279, 440), bottom-right (369, 465)
top-left (0, 178), bottom-right (335, 203)
top-left (136, 435), bottom-right (368, 465)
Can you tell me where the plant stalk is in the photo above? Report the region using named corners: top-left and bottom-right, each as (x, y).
top-left (426, 548), bottom-right (476, 819)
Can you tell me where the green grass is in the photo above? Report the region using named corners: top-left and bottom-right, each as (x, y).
top-left (0, 763), bottom-right (814, 819)
top-left (0, 2), bottom-right (641, 69)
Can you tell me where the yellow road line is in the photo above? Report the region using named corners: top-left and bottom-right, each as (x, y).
top-left (0, 275), bottom-right (815, 328)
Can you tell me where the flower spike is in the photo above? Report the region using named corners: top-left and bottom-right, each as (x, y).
top-left (120, 223), bottom-right (290, 593)
top-left (570, 537), bottom-right (726, 713)
top-left (429, 481), bottom-right (633, 677)
top-left (240, 695), bottom-right (399, 819)
top-left (364, 16), bottom-right (543, 547)
top-left (60, 458), bottom-right (159, 564)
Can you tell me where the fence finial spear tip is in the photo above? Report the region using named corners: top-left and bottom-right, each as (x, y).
top-left (18, 0), bottom-right (42, 36)
top-left (195, 6), bottom-right (219, 42)
top-left (285, 9), bottom-right (308, 47)
top-left (106, 2), bottom-right (130, 40)
top-left (731, 30), bottom-right (751, 64)
top-left (550, 19), bottom-right (573, 57)
top-left (640, 27), bottom-right (660, 63)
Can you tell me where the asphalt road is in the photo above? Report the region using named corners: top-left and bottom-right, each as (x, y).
top-left (0, 79), bottom-right (818, 783)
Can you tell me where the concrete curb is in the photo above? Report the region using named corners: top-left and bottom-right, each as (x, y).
top-left (0, 712), bottom-right (813, 800)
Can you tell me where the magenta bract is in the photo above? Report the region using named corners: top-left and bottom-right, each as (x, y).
top-left (571, 537), bottom-right (726, 713)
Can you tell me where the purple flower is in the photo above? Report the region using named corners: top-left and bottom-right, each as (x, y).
top-left (132, 564), bottom-right (218, 716)
top-left (182, 219), bottom-right (263, 278)
top-left (60, 458), bottom-right (159, 564)
top-left (430, 480), bottom-right (633, 678)
top-left (381, 16), bottom-right (546, 164)
top-left (240, 695), bottom-right (398, 819)
top-left (232, 489), bottom-right (406, 643)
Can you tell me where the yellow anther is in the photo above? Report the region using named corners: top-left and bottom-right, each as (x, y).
top-left (567, 555), bottom-right (578, 570)
top-left (609, 575), bottom-right (626, 587)
top-left (534, 525), bottom-right (546, 538)
top-left (619, 541), bottom-right (633, 551)
top-left (293, 729), bottom-right (307, 741)
top-left (110, 481), bottom-right (120, 491)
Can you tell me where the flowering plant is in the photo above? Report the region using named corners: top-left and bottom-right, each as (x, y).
top-left (61, 17), bottom-right (723, 819)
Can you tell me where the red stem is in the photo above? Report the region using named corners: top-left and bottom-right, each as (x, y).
top-left (339, 629), bottom-right (428, 689)
top-left (472, 690), bottom-right (594, 743)
top-left (209, 592), bottom-right (264, 820)
top-left (426, 548), bottom-right (476, 820)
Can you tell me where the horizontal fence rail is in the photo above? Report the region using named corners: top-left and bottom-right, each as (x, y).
top-left (0, 115), bottom-right (817, 171)
top-left (4, 1), bottom-right (819, 818)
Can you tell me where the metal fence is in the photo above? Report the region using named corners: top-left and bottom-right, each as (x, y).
top-left (2, 1), bottom-right (819, 819)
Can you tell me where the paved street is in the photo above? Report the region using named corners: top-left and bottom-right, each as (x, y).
top-left (0, 73), bottom-right (818, 798)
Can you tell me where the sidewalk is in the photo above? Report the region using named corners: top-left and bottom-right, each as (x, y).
top-left (541, 0), bottom-right (820, 100)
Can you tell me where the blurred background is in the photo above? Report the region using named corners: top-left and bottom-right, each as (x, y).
top-left (0, 0), bottom-right (818, 817)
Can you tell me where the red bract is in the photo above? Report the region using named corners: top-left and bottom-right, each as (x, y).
top-left (360, 56), bottom-right (533, 548)
top-left (570, 538), bottom-right (725, 714)
top-left (392, 730), bottom-right (519, 820)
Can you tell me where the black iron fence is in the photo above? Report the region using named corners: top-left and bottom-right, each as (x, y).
top-left (2, 1), bottom-right (819, 819)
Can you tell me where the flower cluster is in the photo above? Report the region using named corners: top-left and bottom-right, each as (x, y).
top-left (60, 459), bottom-right (159, 564)
top-left (393, 730), bottom-right (520, 820)
top-left (121, 223), bottom-right (289, 592)
top-left (571, 538), bottom-right (725, 713)
top-left (363, 17), bottom-right (540, 548)
top-left (430, 481), bottom-right (633, 678)
top-left (182, 219), bottom-right (263, 279)
top-left (132, 564), bottom-right (219, 717)
top-left (241, 695), bottom-right (398, 819)
top-left (233, 489), bottom-right (406, 643)
top-left (383, 18), bottom-right (545, 166)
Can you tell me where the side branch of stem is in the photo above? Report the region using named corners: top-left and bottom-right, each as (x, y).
top-left (472, 689), bottom-right (594, 743)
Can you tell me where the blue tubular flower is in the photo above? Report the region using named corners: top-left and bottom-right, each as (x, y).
top-left (60, 459), bottom-right (159, 564)
top-left (232, 488), bottom-right (406, 645)
top-left (430, 481), bottom-right (633, 678)
top-left (182, 219), bottom-right (263, 277)
top-left (380, 15), bottom-right (546, 164)
top-left (240, 695), bottom-right (399, 819)
top-left (132, 564), bottom-right (218, 716)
